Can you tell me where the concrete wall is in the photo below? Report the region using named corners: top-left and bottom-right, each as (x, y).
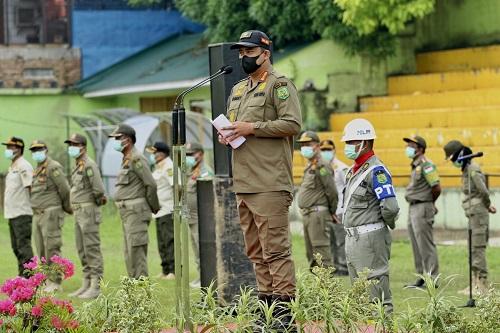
top-left (0, 93), bottom-right (115, 171)
top-left (0, 45), bottom-right (81, 89)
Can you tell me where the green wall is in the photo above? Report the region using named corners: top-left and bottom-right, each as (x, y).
top-left (0, 93), bottom-right (115, 171)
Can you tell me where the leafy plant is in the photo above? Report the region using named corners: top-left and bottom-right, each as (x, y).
top-left (76, 276), bottom-right (166, 333)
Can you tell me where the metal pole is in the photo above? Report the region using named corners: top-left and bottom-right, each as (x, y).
top-left (173, 105), bottom-right (192, 331)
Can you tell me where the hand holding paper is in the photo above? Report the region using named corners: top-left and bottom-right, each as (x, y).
top-left (212, 114), bottom-right (246, 149)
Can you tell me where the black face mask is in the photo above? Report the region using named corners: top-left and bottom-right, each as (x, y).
top-left (241, 53), bottom-right (263, 74)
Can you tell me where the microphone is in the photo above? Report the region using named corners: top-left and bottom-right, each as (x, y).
top-left (174, 65), bottom-right (233, 107)
top-left (457, 152), bottom-right (483, 161)
top-left (172, 65), bottom-right (233, 145)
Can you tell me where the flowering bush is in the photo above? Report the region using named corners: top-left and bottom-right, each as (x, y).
top-left (0, 255), bottom-right (83, 332)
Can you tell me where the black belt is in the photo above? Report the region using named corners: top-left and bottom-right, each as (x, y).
top-left (409, 200), bottom-right (432, 205)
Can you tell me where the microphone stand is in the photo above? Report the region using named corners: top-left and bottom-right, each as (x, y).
top-left (458, 152), bottom-right (483, 308)
top-left (172, 67), bottom-right (231, 331)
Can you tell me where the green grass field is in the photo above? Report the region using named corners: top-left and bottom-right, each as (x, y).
top-left (0, 205), bottom-right (498, 320)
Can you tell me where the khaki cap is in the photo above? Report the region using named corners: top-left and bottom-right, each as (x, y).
top-left (108, 124), bottom-right (136, 138)
top-left (64, 133), bottom-right (87, 145)
top-left (2, 136), bottom-right (24, 148)
top-left (186, 142), bottom-right (203, 154)
top-left (29, 140), bottom-right (47, 150)
top-left (403, 135), bottom-right (427, 149)
top-left (319, 139), bottom-right (335, 150)
top-left (297, 131), bottom-right (320, 143)
top-left (443, 140), bottom-right (464, 160)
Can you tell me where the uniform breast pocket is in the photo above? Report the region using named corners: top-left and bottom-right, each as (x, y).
top-left (73, 174), bottom-right (85, 189)
top-left (116, 169), bottom-right (130, 185)
top-left (227, 100), bottom-right (241, 122)
top-left (243, 97), bottom-right (266, 122)
top-left (351, 186), bottom-right (369, 209)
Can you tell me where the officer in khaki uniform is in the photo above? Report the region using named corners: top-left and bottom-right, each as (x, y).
top-left (219, 30), bottom-right (301, 331)
top-left (297, 131), bottom-right (338, 268)
top-left (341, 119), bottom-right (399, 313)
top-left (185, 142), bottom-right (214, 288)
top-left (29, 140), bottom-right (72, 292)
top-left (65, 134), bottom-right (106, 299)
top-left (403, 135), bottom-right (441, 288)
top-left (109, 124), bottom-right (160, 278)
top-left (444, 140), bottom-right (496, 293)
top-left (2, 137), bottom-right (34, 277)
top-left (319, 139), bottom-right (349, 275)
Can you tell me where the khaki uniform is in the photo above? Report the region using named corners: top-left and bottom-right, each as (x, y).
top-left (298, 158), bottom-right (338, 268)
top-left (343, 155), bottom-right (399, 312)
top-left (405, 155), bottom-right (440, 278)
top-left (462, 163), bottom-right (491, 279)
top-left (114, 147), bottom-right (160, 278)
top-left (70, 156), bottom-right (106, 281)
top-left (31, 157), bottom-right (71, 283)
top-left (227, 70), bottom-right (301, 296)
top-left (186, 161), bottom-right (214, 271)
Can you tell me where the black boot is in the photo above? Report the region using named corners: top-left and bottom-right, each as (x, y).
top-left (404, 278), bottom-right (425, 288)
top-left (271, 295), bottom-right (297, 333)
top-left (253, 293), bottom-right (273, 332)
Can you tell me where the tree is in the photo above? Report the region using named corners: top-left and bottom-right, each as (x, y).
top-left (128, 0), bottom-right (436, 58)
top-left (335, 0), bottom-right (436, 35)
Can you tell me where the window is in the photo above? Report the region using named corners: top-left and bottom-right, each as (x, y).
top-left (1, 0), bottom-right (71, 45)
top-left (140, 97), bottom-right (176, 113)
top-left (23, 68), bottom-right (55, 79)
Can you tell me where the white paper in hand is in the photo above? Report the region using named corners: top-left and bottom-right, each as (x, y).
top-left (212, 114), bottom-right (246, 149)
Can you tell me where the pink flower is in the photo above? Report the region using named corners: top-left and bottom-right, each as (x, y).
top-left (68, 319), bottom-right (79, 329)
top-left (23, 256), bottom-right (39, 271)
top-left (10, 286), bottom-right (35, 302)
top-left (0, 299), bottom-right (15, 316)
top-left (50, 256), bottom-right (75, 280)
top-left (51, 315), bottom-right (65, 330)
top-left (31, 305), bottom-right (43, 317)
top-left (1, 276), bottom-right (26, 295)
top-left (28, 273), bottom-right (46, 288)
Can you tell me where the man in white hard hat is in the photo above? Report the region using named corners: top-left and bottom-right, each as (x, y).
top-left (341, 118), bottom-right (400, 313)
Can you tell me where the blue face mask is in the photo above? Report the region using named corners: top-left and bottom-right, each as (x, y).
top-left (405, 147), bottom-right (416, 159)
top-left (113, 139), bottom-right (124, 152)
top-left (344, 142), bottom-right (363, 160)
top-left (186, 156), bottom-right (196, 168)
top-left (320, 150), bottom-right (335, 162)
top-left (68, 146), bottom-right (81, 159)
top-left (4, 149), bottom-right (14, 160)
top-left (32, 151), bottom-right (47, 163)
top-left (149, 154), bottom-right (156, 165)
top-left (453, 160), bottom-right (462, 168)
top-left (300, 146), bottom-right (315, 159)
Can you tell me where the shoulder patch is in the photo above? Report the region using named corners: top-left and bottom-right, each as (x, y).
top-left (276, 86), bottom-right (289, 100)
top-left (167, 168), bottom-right (173, 177)
top-left (133, 159), bottom-right (143, 170)
top-left (86, 167), bottom-right (94, 177)
top-left (372, 166), bottom-right (395, 201)
top-left (319, 166), bottom-right (331, 177)
top-left (52, 169), bottom-right (60, 177)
